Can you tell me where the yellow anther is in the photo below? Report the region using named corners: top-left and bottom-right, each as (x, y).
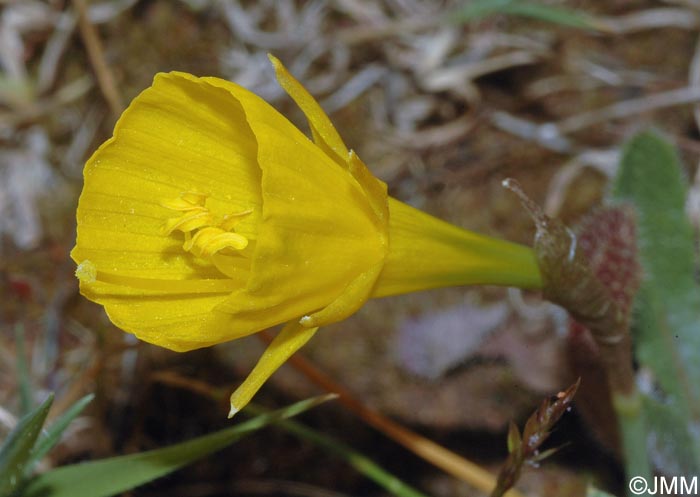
top-left (185, 227), bottom-right (248, 257)
top-left (160, 191), bottom-right (208, 211)
top-left (161, 192), bottom-right (251, 261)
top-left (162, 211), bottom-right (213, 235)
top-left (220, 209), bottom-right (254, 231)
top-left (183, 226), bottom-right (219, 252)
top-left (181, 191), bottom-right (208, 205)
top-left (200, 232), bottom-right (249, 256)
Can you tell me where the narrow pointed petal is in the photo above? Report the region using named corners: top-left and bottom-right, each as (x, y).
top-left (228, 322), bottom-right (318, 417)
top-left (300, 262), bottom-right (383, 328)
top-left (348, 151), bottom-right (389, 227)
top-left (268, 54), bottom-right (350, 165)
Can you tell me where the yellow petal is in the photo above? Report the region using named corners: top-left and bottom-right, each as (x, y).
top-left (299, 261), bottom-right (383, 328)
top-left (73, 67), bottom-right (391, 349)
top-left (211, 76), bottom-right (389, 333)
top-left (71, 72), bottom-right (265, 351)
top-left (228, 321), bottom-right (318, 417)
top-left (72, 59), bottom-right (540, 365)
top-left (348, 151), bottom-right (389, 229)
top-left (92, 286), bottom-right (241, 351)
top-left (268, 54), bottom-right (350, 165)
top-left (72, 72), bottom-right (262, 277)
top-left (372, 198), bottom-right (543, 297)
top-left (214, 141), bottom-right (388, 331)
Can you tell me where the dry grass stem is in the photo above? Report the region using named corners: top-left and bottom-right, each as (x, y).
top-left (543, 149), bottom-right (620, 216)
top-left (599, 7), bottom-right (700, 33)
top-left (257, 333), bottom-right (529, 497)
top-left (489, 111), bottom-right (575, 154)
top-left (338, 16), bottom-right (443, 45)
top-left (73, 0), bottom-right (123, 118)
top-left (0, 76), bottom-right (93, 133)
top-left (556, 86), bottom-right (700, 134)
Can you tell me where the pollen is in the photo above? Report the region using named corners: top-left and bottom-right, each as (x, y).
top-left (162, 192), bottom-right (251, 259)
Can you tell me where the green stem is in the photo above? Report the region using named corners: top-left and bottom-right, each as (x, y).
top-left (613, 392), bottom-right (652, 495)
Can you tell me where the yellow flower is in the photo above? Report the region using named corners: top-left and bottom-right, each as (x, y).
top-left (71, 55), bottom-right (541, 416)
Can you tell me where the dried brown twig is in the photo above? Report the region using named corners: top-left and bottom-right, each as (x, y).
top-left (491, 380), bottom-right (580, 497)
top-left (73, 0), bottom-right (123, 118)
top-left (256, 331), bottom-right (529, 497)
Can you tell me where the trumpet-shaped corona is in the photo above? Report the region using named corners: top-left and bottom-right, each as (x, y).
top-left (72, 55), bottom-right (542, 416)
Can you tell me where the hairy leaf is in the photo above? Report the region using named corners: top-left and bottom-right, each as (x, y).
top-left (613, 130), bottom-right (700, 472)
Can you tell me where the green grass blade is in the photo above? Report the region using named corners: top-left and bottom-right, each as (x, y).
top-left (21, 394), bottom-right (334, 497)
top-left (447, 0), bottom-right (600, 30)
top-left (0, 395), bottom-right (53, 497)
top-left (14, 324), bottom-right (33, 417)
top-left (244, 404), bottom-right (432, 497)
top-left (28, 394), bottom-right (95, 471)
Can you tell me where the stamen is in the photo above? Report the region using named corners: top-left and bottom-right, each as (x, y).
top-left (162, 192), bottom-right (252, 261)
top-left (181, 191), bottom-right (208, 205)
top-left (162, 210), bottom-right (213, 235)
top-left (185, 227), bottom-right (248, 256)
top-left (220, 209), bottom-right (254, 231)
top-left (160, 191), bottom-right (208, 211)
top-left (182, 228), bottom-right (210, 252)
top-left (200, 232), bottom-right (249, 256)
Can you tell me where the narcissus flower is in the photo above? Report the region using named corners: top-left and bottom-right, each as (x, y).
top-left (72, 55), bottom-right (542, 416)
